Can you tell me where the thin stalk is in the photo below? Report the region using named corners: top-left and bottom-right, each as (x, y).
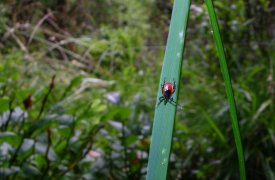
top-left (41, 128), bottom-right (52, 178)
top-left (36, 75), bottom-right (56, 121)
top-left (2, 98), bottom-right (14, 131)
top-left (147, 0), bottom-right (191, 179)
top-left (205, 0), bottom-right (246, 179)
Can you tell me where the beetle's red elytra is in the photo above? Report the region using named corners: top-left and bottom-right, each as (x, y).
top-left (157, 78), bottom-right (176, 106)
top-left (162, 82), bottom-right (175, 96)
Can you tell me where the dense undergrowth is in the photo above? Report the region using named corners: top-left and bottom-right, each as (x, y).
top-left (0, 0), bottom-right (274, 179)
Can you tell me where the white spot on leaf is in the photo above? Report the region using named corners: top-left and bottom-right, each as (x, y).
top-left (161, 158), bottom-right (167, 165)
top-left (162, 148), bottom-right (166, 155)
top-left (179, 31), bottom-right (183, 38)
top-left (179, 31), bottom-right (184, 44)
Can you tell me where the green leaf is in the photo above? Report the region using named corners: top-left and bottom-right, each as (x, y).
top-left (15, 90), bottom-right (30, 104)
top-left (61, 76), bottom-right (83, 99)
top-left (0, 132), bottom-right (21, 146)
top-left (147, 0), bottom-right (191, 179)
top-left (252, 100), bottom-right (271, 121)
top-left (200, 109), bottom-right (226, 144)
top-left (125, 135), bottom-right (138, 146)
top-left (17, 139), bottom-right (35, 162)
top-left (0, 97), bottom-right (10, 112)
top-left (26, 118), bottom-right (57, 137)
top-left (0, 63), bottom-right (4, 71)
top-left (22, 163), bottom-right (40, 176)
top-left (27, 114), bottom-right (73, 137)
top-left (101, 107), bottom-right (130, 122)
top-left (205, 0), bottom-right (246, 179)
top-left (58, 126), bottom-right (71, 137)
top-left (91, 99), bottom-right (107, 113)
top-left (33, 154), bottom-right (47, 170)
top-left (55, 140), bottom-right (67, 154)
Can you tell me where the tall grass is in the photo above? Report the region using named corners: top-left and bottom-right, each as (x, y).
top-left (205, 0), bottom-right (246, 179)
top-left (146, 0), bottom-right (191, 179)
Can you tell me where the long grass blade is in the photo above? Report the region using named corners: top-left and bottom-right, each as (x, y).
top-left (146, 0), bottom-right (191, 179)
top-left (200, 108), bottom-right (227, 144)
top-left (205, 0), bottom-right (246, 179)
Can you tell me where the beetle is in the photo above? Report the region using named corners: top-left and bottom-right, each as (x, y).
top-left (157, 78), bottom-right (177, 106)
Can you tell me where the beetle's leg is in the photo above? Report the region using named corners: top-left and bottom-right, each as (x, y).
top-left (170, 97), bottom-right (174, 103)
top-left (170, 97), bottom-right (176, 104)
top-left (164, 99), bottom-right (170, 105)
top-left (168, 100), bottom-right (177, 107)
top-left (157, 96), bottom-right (164, 106)
top-left (169, 98), bottom-right (183, 109)
top-left (169, 97), bottom-right (177, 106)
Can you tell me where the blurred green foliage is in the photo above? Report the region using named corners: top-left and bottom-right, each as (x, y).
top-left (0, 0), bottom-right (274, 179)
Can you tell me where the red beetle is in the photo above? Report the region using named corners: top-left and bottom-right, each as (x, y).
top-left (157, 78), bottom-right (176, 106)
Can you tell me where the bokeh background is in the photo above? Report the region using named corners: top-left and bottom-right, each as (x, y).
top-left (0, 0), bottom-right (274, 179)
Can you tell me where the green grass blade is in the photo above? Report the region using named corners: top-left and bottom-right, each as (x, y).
top-left (200, 108), bottom-right (227, 144)
top-left (146, 0), bottom-right (191, 179)
top-left (205, 0), bottom-right (247, 179)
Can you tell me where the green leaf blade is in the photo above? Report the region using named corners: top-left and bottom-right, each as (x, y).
top-left (205, 0), bottom-right (247, 179)
top-left (147, 0), bottom-right (191, 179)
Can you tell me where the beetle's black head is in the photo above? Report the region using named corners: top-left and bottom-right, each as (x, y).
top-left (164, 90), bottom-right (172, 99)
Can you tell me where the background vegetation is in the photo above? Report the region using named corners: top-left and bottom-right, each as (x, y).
top-left (0, 0), bottom-right (274, 179)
